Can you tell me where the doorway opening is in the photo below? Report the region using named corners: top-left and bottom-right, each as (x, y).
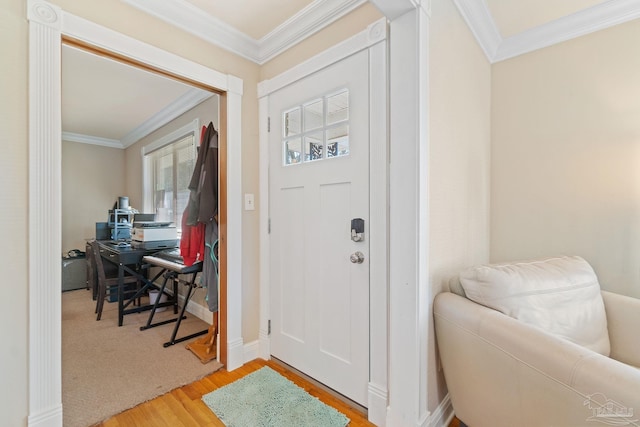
top-left (28, 7), bottom-right (244, 423)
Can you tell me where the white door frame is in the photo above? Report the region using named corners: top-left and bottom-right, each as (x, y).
top-left (27, 1), bottom-right (244, 425)
top-left (257, 18), bottom-right (389, 426)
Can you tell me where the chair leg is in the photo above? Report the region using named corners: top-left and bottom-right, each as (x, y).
top-left (95, 282), bottom-right (106, 321)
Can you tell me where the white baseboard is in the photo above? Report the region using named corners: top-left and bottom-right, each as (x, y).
top-left (161, 288), bottom-right (213, 325)
top-left (181, 295), bottom-right (213, 324)
top-left (427, 394), bottom-right (454, 427)
top-left (28, 405), bottom-right (63, 427)
top-left (243, 340), bottom-right (260, 363)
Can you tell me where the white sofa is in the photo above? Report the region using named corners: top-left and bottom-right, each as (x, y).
top-left (434, 256), bottom-right (640, 427)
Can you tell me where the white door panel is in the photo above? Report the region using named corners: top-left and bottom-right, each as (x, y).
top-left (269, 50), bottom-right (370, 406)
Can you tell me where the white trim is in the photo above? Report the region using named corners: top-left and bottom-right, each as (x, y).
top-left (121, 89), bottom-right (212, 148)
top-left (258, 18), bottom-right (388, 426)
top-left (367, 29), bottom-right (389, 427)
top-left (62, 132), bottom-right (123, 148)
top-left (454, 0), bottom-right (640, 63)
top-left (386, 4), bottom-right (431, 426)
top-left (122, 0), bottom-right (260, 63)
top-left (62, 90), bottom-right (211, 149)
top-left (140, 119), bottom-right (199, 155)
top-left (451, 0), bottom-right (501, 60)
top-left (28, 2), bottom-right (63, 425)
top-left (426, 394), bottom-right (455, 427)
top-left (123, 0), bottom-right (368, 65)
top-left (494, 0), bottom-right (640, 62)
top-left (224, 74), bottom-right (245, 371)
top-left (258, 17), bottom-right (387, 97)
top-left (258, 0), bottom-right (367, 64)
top-left (243, 340), bottom-right (261, 364)
top-left (369, 0), bottom-right (421, 20)
top-left (28, 2), bottom-right (244, 425)
top-left (258, 95), bottom-right (271, 361)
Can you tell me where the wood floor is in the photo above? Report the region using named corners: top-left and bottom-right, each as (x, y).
top-left (96, 357), bottom-right (463, 427)
top-left (95, 358), bottom-right (375, 426)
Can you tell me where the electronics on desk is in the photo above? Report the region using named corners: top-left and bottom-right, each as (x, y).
top-left (131, 239), bottom-right (179, 250)
top-left (131, 225), bottom-right (177, 242)
top-left (95, 222), bottom-right (111, 240)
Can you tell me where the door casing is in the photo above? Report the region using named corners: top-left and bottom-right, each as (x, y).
top-left (27, 2), bottom-right (244, 424)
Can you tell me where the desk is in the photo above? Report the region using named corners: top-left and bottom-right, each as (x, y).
top-left (97, 240), bottom-right (178, 326)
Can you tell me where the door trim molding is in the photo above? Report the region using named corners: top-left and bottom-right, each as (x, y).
top-left (27, 1), bottom-right (244, 424)
top-left (257, 18), bottom-right (388, 426)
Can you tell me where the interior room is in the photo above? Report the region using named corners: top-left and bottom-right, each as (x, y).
top-left (4, 0), bottom-right (640, 426)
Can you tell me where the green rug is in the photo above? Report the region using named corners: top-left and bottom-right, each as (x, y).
top-left (202, 366), bottom-right (350, 427)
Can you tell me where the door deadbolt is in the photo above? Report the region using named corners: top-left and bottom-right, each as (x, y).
top-left (350, 251), bottom-right (365, 264)
top-left (351, 218), bottom-right (364, 242)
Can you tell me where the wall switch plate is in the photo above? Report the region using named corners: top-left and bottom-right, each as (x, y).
top-left (244, 193), bottom-right (255, 211)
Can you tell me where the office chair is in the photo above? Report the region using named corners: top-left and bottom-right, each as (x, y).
top-left (90, 240), bottom-right (139, 321)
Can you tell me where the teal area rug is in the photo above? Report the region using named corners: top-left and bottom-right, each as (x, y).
top-left (202, 366), bottom-right (350, 427)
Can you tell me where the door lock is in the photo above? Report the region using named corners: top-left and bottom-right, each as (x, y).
top-left (351, 218), bottom-right (365, 242)
top-left (350, 251), bottom-right (365, 264)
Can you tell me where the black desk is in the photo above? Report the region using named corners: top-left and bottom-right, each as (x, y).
top-left (97, 240), bottom-right (178, 326)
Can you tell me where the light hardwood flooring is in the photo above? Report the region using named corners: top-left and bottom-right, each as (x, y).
top-left (95, 358), bottom-right (375, 426)
top-left (95, 357), bottom-right (462, 427)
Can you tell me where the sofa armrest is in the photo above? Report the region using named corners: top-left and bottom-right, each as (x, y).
top-left (434, 292), bottom-right (640, 427)
top-left (602, 290), bottom-right (640, 368)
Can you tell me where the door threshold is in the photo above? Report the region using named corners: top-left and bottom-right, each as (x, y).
top-left (270, 356), bottom-right (368, 416)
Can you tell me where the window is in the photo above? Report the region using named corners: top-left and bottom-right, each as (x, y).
top-left (143, 120), bottom-right (199, 231)
top-left (282, 89), bottom-right (349, 166)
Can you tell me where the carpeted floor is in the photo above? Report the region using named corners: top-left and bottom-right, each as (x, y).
top-left (62, 289), bottom-right (223, 427)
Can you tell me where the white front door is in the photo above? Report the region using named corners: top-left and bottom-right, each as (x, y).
top-left (269, 50), bottom-right (370, 406)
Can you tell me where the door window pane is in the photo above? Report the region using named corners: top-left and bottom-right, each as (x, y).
top-left (284, 107), bottom-right (301, 137)
top-left (284, 138), bottom-right (302, 165)
top-left (281, 89), bottom-right (349, 166)
top-left (305, 132), bottom-right (324, 162)
top-left (327, 124), bottom-right (349, 158)
top-left (327, 90), bottom-right (349, 125)
top-left (304, 99), bottom-right (323, 131)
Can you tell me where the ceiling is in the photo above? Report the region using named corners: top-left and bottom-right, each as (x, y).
top-left (63, 0), bottom-right (640, 148)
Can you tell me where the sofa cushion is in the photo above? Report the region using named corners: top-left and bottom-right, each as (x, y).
top-left (459, 255), bottom-right (610, 356)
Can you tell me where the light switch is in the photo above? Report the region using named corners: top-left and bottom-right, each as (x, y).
top-left (244, 193), bottom-right (255, 211)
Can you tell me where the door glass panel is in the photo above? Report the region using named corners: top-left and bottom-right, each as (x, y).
top-left (305, 132), bottom-right (324, 162)
top-left (327, 124), bottom-right (349, 158)
top-left (327, 90), bottom-right (349, 125)
top-left (280, 89), bottom-right (349, 166)
top-left (284, 138), bottom-right (302, 165)
top-left (304, 99), bottom-right (323, 131)
top-left (284, 107), bottom-right (301, 137)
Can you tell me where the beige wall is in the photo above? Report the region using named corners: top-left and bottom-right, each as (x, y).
top-left (428, 0), bottom-right (492, 412)
top-left (62, 142), bottom-right (126, 253)
top-left (491, 20), bottom-right (640, 298)
top-left (1, 0), bottom-right (28, 425)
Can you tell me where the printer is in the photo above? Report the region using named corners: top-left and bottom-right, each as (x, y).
top-left (132, 221), bottom-right (177, 242)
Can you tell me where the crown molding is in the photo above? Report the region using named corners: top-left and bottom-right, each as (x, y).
top-left (62, 132), bottom-right (123, 148)
top-left (122, 0), bottom-right (260, 62)
top-left (64, 88), bottom-right (212, 149)
top-left (120, 87), bottom-right (213, 147)
top-left (455, 0), bottom-right (640, 63)
top-left (494, 0), bottom-right (640, 62)
top-left (259, 0), bottom-right (367, 63)
top-left (122, 0), bottom-right (369, 65)
top-left (452, 0), bottom-right (501, 60)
